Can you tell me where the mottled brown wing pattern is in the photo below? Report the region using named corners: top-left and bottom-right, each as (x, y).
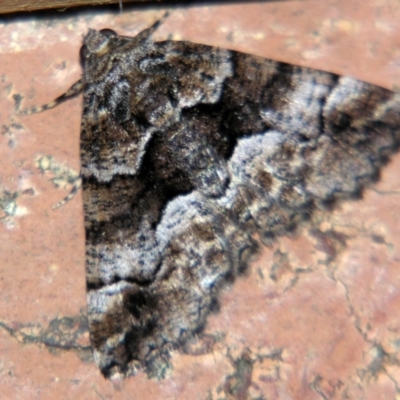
top-left (78, 24), bottom-right (400, 378)
top-left (23, 18), bottom-right (400, 378)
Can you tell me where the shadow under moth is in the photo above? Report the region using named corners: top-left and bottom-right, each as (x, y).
top-left (22, 15), bottom-right (400, 379)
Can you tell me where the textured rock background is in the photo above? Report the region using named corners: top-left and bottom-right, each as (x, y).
top-left (1, 1), bottom-right (400, 399)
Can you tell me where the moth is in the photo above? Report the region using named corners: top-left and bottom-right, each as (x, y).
top-left (22, 15), bottom-right (400, 378)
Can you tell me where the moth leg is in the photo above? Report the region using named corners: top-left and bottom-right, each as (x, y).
top-left (18, 79), bottom-right (84, 115)
top-left (52, 175), bottom-right (82, 210)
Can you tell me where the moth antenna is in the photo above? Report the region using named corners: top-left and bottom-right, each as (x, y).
top-left (133, 12), bottom-right (170, 42)
top-left (52, 176), bottom-right (82, 210)
top-left (18, 79), bottom-right (84, 115)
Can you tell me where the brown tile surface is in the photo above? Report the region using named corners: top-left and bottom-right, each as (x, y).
top-left (1, 1), bottom-right (400, 398)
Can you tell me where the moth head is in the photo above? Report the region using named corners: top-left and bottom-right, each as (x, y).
top-left (80, 28), bottom-right (118, 66)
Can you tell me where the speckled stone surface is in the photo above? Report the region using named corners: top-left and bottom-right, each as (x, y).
top-left (1, 1), bottom-right (400, 399)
